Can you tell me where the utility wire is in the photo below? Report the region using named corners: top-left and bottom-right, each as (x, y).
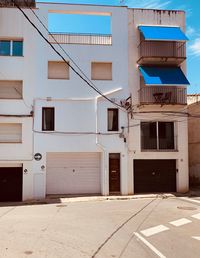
top-left (12, 0), bottom-right (126, 111)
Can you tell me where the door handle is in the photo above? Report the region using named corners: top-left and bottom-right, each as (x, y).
top-left (152, 172), bottom-right (156, 176)
top-left (111, 170), bottom-right (117, 173)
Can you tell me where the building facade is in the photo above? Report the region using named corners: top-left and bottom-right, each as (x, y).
top-left (0, 2), bottom-right (189, 201)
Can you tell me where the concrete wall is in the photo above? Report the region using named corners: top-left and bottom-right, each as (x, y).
top-left (32, 3), bottom-right (129, 198)
top-left (127, 9), bottom-right (189, 194)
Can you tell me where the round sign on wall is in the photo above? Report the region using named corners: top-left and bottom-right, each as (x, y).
top-left (34, 153), bottom-right (42, 161)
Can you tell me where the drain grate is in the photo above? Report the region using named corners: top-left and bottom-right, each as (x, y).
top-left (177, 206), bottom-right (197, 210)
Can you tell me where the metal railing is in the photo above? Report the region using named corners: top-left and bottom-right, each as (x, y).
top-left (139, 41), bottom-right (186, 59)
top-left (48, 33), bottom-right (112, 45)
top-left (139, 86), bottom-right (187, 105)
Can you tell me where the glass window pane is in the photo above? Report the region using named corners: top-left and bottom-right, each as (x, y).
top-left (12, 41), bottom-right (23, 56)
top-left (42, 108), bottom-right (54, 131)
top-left (0, 41), bottom-right (10, 56)
top-left (108, 109), bottom-right (118, 131)
top-left (141, 122), bottom-right (157, 149)
top-left (158, 122), bottom-right (174, 149)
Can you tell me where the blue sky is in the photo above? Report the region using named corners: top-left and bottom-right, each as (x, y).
top-left (38, 0), bottom-right (200, 94)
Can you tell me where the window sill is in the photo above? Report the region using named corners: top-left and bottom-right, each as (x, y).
top-left (91, 79), bottom-right (112, 81)
top-left (48, 78), bottom-right (70, 80)
top-left (0, 55), bottom-right (24, 57)
top-left (141, 149), bottom-right (179, 152)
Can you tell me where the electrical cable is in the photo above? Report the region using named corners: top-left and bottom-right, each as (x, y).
top-left (12, 0), bottom-right (127, 112)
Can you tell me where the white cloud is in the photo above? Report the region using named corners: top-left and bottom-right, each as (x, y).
top-left (120, 0), bottom-right (171, 9)
top-left (187, 26), bottom-right (196, 37)
top-left (189, 39), bottom-right (200, 57)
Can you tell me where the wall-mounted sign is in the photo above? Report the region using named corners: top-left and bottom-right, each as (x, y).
top-left (34, 153), bottom-right (42, 161)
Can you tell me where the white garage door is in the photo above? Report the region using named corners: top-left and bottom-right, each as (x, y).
top-left (46, 152), bottom-right (101, 195)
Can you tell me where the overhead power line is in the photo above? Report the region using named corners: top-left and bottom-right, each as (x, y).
top-left (12, 0), bottom-right (126, 111)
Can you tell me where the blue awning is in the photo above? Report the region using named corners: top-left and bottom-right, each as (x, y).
top-left (139, 66), bottom-right (190, 86)
top-left (138, 26), bottom-right (188, 41)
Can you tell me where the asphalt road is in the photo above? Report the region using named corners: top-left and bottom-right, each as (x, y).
top-left (0, 196), bottom-right (200, 258)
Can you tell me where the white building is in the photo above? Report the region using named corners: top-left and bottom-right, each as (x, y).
top-left (0, 1), bottom-right (189, 201)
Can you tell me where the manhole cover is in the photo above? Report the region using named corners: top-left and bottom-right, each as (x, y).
top-left (56, 204), bottom-right (67, 208)
top-left (177, 206), bottom-right (197, 210)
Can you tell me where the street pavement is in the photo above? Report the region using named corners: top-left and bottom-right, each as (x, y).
top-left (0, 195), bottom-right (200, 257)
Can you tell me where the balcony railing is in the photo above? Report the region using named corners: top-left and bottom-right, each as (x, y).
top-left (139, 86), bottom-right (187, 105)
top-left (138, 41), bottom-right (186, 65)
top-left (48, 33), bottom-right (112, 45)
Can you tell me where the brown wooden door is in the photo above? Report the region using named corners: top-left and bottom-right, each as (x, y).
top-left (109, 154), bottom-right (120, 193)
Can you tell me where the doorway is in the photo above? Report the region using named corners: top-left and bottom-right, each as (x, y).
top-left (109, 153), bottom-right (120, 193)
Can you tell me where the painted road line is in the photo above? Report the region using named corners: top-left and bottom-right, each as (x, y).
top-left (180, 197), bottom-right (200, 204)
top-left (140, 225), bottom-right (169, 237)
top-left (191, 213), bottom-right (200, 220)
top-left (134, 232), bottom-right (166, 258)
top-left (169, 218), bottom-right (192, 227)
top-left (192, 236), bottom-right (200, 241)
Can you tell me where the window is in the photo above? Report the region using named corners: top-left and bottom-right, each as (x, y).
top-left (42, 107), bottom-right (55, 131)
top-left (91, 62), bottom-right (112, 80)
top-left (12, 41), bottom-right (23, 56)
top-left (48, 61), bottom-right (69, 79)
top-left (108, 109), bottom-right (118, 131)
top-left (0, 40), bottom-right (23, 56)
top-left (0, 81), bottom-right (22, 99)
top-left (0, 123), bottom-right (22, 143)
top-left (141, 122), bottom-right (174, 150)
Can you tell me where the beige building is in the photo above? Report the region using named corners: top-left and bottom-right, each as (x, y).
top-left (188, 95), bottom-right (200, 185)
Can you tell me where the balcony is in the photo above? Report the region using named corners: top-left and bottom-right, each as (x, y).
top-left (48, 33), bottom-right (112, 45)
top-left (137, 41), bottom-right (186, 65)
top-left (139, 86), bottom-right (187, 105)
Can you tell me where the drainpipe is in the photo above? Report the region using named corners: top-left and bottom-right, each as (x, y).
top-left (95, 98), bottom-right (109, 196)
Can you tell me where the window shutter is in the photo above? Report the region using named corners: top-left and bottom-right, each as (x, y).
top-left (0, 124), bottom-right (22, 143)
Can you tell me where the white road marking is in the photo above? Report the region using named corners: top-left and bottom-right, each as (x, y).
top-left (180, 197), bottom-right (200, 204)
top-left (134, 232), bottom-right (166, 258)
top-left (192, 236), bottom-right (200, 241)
top-left (169, 218), bottom-right (192, 227)
top-left (140, 225), bottom-right (169, 237)
top-left (192, 213), bottom-right (200, 220)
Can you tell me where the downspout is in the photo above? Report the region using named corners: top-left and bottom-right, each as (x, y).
top-left (95, 97), bottom-right (109, 196)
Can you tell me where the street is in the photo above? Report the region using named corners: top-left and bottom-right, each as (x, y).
top-left (0, 196), bottom-right (200, 258)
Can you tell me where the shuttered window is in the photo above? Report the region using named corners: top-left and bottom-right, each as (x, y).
top-left (0, 81), bottom-right (22, 99)
top-left (0, 124), bottom-right (22, 143)
top-left (48, 61), bottom-right (69, 79)
top-left (91, 62), bottom-right (112, 80)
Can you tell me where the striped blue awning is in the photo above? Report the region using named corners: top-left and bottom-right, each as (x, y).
top-left (138, 26), bottom-right (188, 41)
top-left (139, 66), bottom-right (190, 86)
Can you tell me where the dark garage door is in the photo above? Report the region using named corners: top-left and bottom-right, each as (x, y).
top-left (134, 160), bottom-right (176, 193)
top-left (0, 167), bottom-right (22, 202)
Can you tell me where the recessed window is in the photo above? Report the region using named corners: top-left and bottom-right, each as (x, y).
top-left (0, 40), bottom-right (23, 56)
top-left (42, 107), bottom-right (55, 131)
top-left (0, 123), bottom-right (22, 143)
top-left (48, 61), bottom-right (69, 79)
top-left (108, 109), bottom-right (118, 131)
top-left (141, 121), bottom-right (175, 150)
top-left (0, 80), bottom-right (22, 99)
top-left (91, 62), bottom-right (112, 80)
top-left (12, 41), bottom-right (23, 56)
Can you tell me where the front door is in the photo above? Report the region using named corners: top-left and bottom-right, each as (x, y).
top-left (109, 153), bottom-right (120, 193)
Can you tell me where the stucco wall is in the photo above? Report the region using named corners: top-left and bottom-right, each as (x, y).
top-left (188, 102), bottom-right (200, 185)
